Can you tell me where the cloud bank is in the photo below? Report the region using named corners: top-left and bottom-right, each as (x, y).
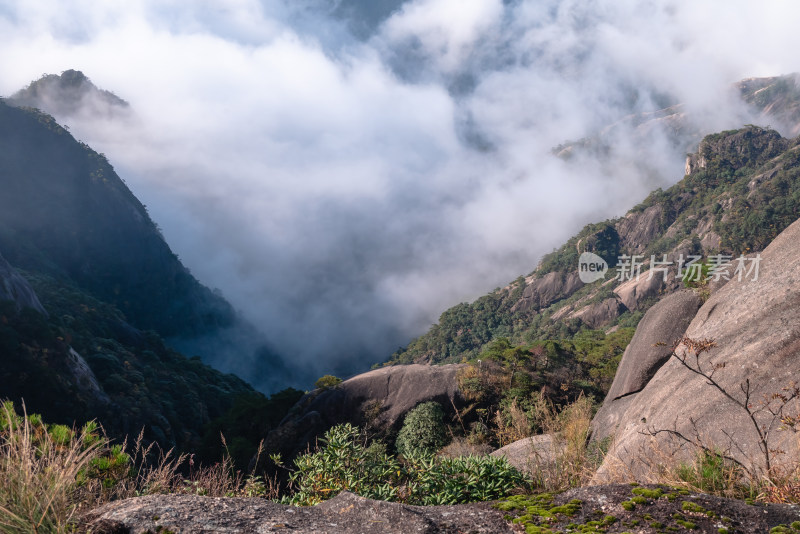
top-left (1, 0), bottom-right (799, 389)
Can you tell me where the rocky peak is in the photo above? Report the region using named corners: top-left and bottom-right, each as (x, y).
top-left (695, 125), bottom-right (787, 173)
top-left (9, 69), bottom-right (129, 118)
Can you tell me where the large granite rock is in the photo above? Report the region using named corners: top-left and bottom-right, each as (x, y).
top-left (613, 271), bottom-right (665, 311)
top-left (81, 486), bottom-right (800, 534)
top-left (617, 204), bottom-right (665, 253)
top-left (609, 291), bottom-right (703, 400)
top-left (512, 271), bottom-right (583, 313)
top-left (0, 252), bottom-right (47, 315)
top-left (490, 434), bottom-right (559, 475)
top-left (591, 290), bottom-right (702, 443)
top-left (595, 217), bottom-right (800, 480)
top-left (570, 297), bottom-right (627, 329)
top-left (266, 364), bottom-right (465, 459)
top-left (81, 491), bottom-right (515, 534)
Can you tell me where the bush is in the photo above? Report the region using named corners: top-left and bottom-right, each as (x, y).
top-left (395, 402), bottom-right (449, 457)
top-left (675, 450), bottom-right (745, 498)
top-left (286, 424), bottom-right (401, 505)
top-left (405, 454), bottom-right (528, 505)
top-left (286, 423), bottom-right (529, 506)
top-left (314, 375), bottom-right (342, 390)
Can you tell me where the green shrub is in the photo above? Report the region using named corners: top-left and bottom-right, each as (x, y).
top-left (286, 423), bottom-right (528, 506)
top-left (675, 450), bottom-right (745, 497)
top-left (287, 424), bottom-right (401, 505)
top-left (314, 375), bottom-right (342, 390)
top-left (404, 454), bottom-right (529, 505)
top-left (395, 402), bottom-right (449, 457)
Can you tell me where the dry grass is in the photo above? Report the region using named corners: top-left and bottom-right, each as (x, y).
top-left (492, 392), bottom-right (602, 493)
top-left (0, 401), bottom-right (104, 534)
top-left (493, 398), bottom-right (533, 447)
top-left (110, 432), bottom-right (273, 499)
top-left (760, 469), bottom-right (800, 504)
top-left (598, 430), bottom-right (769, 501)
top-left (437, 437), bottom-right (493, 458)
top-left (0, 400), bottom-right (273, 533)
top-left (525, 392), bottom-right (601, 492)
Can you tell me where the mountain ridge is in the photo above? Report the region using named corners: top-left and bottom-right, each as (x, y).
top-left (390, 124), bottom-right (800, 367)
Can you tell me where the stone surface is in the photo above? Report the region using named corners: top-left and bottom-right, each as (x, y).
top-left (613, 272), bottom-right (664, 311)
top-left (555, 484), bottom-right (800, 534)
top-left (512, 271), bottom-right (584, 313)
top-left (595, 217), bottom-right (800, 480)
top-left (490, 434), bottom-right (559, 475)
top-left (589, 393), bottom-right (638, 446)
top-left (266, 364), bottom-right (465, 459)
top-left (617, 205), bottom-right (664, 253)
top-left (605, 290), bottom-right (703, 401)
top-left (81, 491), bottom-right (515, 534)
top-left (81, 486), bottom-right (800, 534)
top-left (570, 297), bottom-right (627, 328)
top-left (0, 252), bottom-right (47, 315)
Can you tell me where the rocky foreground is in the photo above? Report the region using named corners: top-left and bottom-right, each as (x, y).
top-left (81, 485), bottom-right (800, 533)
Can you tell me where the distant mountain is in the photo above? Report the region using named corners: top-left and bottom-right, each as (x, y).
top-left (4, 72), bottom-right (296, 393)
top-left (9, 69), bottom-right (129, 119)
top-left (391, 123), bottom-right (800, 366)
top-left (0, 95), bottom-right (304, 458)
top-left (0, 98), bottom-right (234, 338)
top-left (553, 74), bottom-right (800, 182)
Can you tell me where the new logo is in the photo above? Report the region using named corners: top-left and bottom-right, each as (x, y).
top-left (578, 252), bottom-right (608, 283)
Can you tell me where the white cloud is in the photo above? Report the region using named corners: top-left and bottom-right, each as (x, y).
top-left (1, 0), bottom-right (799, 388)
top-left (380, 0), bottom-right (504, 74)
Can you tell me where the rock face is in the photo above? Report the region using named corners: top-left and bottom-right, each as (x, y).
top-left (595, 217), bottom-right (800, 480)
top-left (570, 298), bottom-right (626, 328)
top-left (490, 434), bottom-right (559, 475)
top-left (591, 290), bottom-right (703, 443)
top-left (66, 348), bottom-right (110, 405)
top-left (607, 291), bottom-right (703, 400)
top-left (617, 205), bottom-right (664, 253)
top-left (266, 364), bottom-right (465, 459)
top-left (81, 486), bottom-right (800, 534)
top-left (0, 252), bottom-right (47, 315)
top-left (513, 271), bottom-right (583, 312)
top-left (613, 273), bottom-right (665, 311)
top-left (81, 491), bottom-right (515, 534)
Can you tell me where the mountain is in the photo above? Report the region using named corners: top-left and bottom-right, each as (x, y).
top-left (591, 213), bottom-right (800, 482)
top-left (389, 81), bottom-right (800, 369)
top-left (9, 69), bottom-right (130, 119)
top-left (4, 72), bottom-right (297, 393)
top-left (0, 97), bottom-right (235, 338)
top-left (0, 95), bottom-right (306, 458)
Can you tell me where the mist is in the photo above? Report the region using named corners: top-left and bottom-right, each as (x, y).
top-left (1, 0), bottom-right (799, 390)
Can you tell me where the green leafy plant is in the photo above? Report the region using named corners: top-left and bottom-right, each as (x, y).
top-left (395, 402), bottom-right (449, 457)
top-left (286, 423), bottom-right (402, 505)
top-left (314, 375), bottom-right (343, 390)
top-left (285, 423), bottom-right (529, 506)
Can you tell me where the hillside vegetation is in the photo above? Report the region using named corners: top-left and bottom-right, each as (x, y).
top-left (0, 98), bottom-right (234, 338)
top-left (0, 97), bottom-right (303, 463)
top-left (390, 126), bottom-right (800, 371)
